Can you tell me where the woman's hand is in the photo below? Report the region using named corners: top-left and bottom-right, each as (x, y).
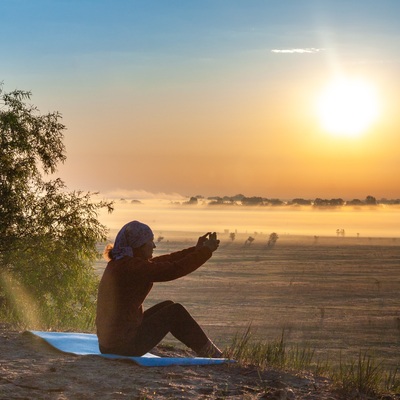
top-left (196, 232), bottom-right (211, 249)
top-left (202, 232), bottom-right (220, 252)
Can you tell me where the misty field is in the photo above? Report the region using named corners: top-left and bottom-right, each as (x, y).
top-left (97, 232), bottom-right (400, 371)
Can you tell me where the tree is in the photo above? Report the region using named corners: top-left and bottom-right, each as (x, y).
top-left (244, 236), bottom-right (255, 246)
top-left (241, 196), bottom-right (264, 206)
top-left (185, 196), bottom-right (198, 205)
top-left (267, 233), bottom-right (279, 247)
top-left (346, 198), bottom-right (364, 206)
top-left (0, 86), bottom-right (113, 329)
top-left (365, 195), bottom-right (377, 205)
top-left (291, 198), bottom-right (312, 206)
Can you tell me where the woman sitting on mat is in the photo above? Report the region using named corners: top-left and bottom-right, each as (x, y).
top-left (95, 220), bottom-right (222, 357)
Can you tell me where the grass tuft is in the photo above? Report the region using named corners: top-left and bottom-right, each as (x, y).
top-left (224, 327), bottom-right (400, 398)
top-left (225, 326), bottom-right (314, 371)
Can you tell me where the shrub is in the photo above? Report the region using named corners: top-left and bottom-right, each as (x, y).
top-left (0, 85), bottom-right (113, 330)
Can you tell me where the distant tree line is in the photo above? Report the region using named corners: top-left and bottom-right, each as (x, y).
top-left (187, 194), bottom-right (400, 207)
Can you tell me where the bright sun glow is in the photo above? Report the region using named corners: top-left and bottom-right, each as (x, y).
top-left (317, 77), bottom-right (380, 138)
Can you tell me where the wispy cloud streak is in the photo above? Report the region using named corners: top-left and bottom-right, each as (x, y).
top-left (271, 48), bottom-right (323, 54)
top-left (100, 189), bottom-right (186, 201)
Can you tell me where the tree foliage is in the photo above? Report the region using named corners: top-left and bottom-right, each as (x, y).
top-left (267, 233), bottom-right (279, 247)
top-left (0, 85), bottom-right (113, 329)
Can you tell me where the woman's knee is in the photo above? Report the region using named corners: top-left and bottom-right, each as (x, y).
top-left (169, 302), bottom-right (189, 316)
top-left (159, 300), bottom-right (175, 307)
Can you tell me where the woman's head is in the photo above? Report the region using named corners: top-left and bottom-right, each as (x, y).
top-left (106, 221), bottom-right (154, 261)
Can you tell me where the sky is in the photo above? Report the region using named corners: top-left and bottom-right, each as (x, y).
top-left (1, 0), bottom-right (400, 200)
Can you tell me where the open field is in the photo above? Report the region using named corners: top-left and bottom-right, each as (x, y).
top-left (2, 231), bottom-right (398, 398)
top-left (98, 232), bottom-right (400, 370)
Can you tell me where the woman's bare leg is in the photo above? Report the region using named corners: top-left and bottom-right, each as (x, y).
top-left (133, 302), bottom-right (220, 357)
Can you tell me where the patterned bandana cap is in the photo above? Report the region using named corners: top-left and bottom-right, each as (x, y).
top-left (112, 221), bottom-right (154, 260)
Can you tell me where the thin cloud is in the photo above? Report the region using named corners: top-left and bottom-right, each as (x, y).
top-left (100, 189), bottom-right (186, 201)
top-left (271, 48), bottom-right (323, 54)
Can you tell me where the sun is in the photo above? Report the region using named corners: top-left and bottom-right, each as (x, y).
top-left (316, 77), bottom-right (380, 138)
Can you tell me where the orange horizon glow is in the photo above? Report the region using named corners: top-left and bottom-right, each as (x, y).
top-left (5, 2), bottom-right (397, 200)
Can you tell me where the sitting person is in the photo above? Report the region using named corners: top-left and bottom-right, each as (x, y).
top-left (95, 220), bottom-right (222, 357)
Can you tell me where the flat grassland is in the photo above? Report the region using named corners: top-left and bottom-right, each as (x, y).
top-left (131, 233), bottom-right (400, 370)
top-left (2, 234), bottom-right (398, 399)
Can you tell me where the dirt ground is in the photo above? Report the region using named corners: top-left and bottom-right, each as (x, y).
top-left (2, 235), bottom-right (399, 399)
top-left (0, 323), bottom-right (351, 399)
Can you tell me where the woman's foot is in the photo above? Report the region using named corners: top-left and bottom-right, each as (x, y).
top-left (196, 339), bottom-right (223, 358)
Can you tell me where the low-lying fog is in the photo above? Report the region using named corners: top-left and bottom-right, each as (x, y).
top-left (99, 198), bottom-right (400, 240)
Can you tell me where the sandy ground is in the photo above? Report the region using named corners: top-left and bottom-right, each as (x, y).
top-left (0, 323), bottom-right (351, 400)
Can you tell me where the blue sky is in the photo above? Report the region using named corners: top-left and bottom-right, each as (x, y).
top-left (2, 1), bottom-right (400, 198)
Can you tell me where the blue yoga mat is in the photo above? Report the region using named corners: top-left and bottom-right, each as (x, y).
top-left (29, 331), bottom-right (231, 367)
